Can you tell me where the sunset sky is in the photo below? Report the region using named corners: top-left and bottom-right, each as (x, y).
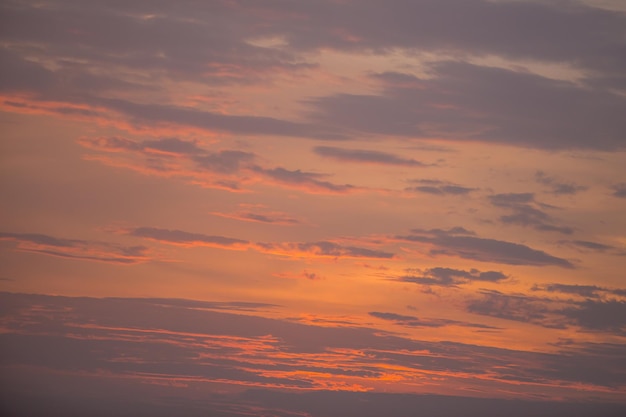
top-left (1, 0), bottom-right (626, 415)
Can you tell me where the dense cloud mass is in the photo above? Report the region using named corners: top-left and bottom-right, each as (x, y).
top-left (1, 0), bottom-right (625, 415)
top-left (396, 227), bottom-right (574, 267)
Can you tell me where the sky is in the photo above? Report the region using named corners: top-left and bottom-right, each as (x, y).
top-left (1, 0), bottom-right (625, 415)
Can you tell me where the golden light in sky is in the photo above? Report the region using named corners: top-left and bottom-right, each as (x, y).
top-left (1, 0), bottom-right (625, 415)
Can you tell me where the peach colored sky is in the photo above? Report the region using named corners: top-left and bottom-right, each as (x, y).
top-left (1, 0), bottom-right (625, 415)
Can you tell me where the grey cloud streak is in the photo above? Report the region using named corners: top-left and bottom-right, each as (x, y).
top-left (488, 193), bottom-right (574, 235)
top-left (396, 227), bottom-right (573, 268)
top-left (405, 179), bottom-right (476, 196)
top-left (535, 171), bottom-right (586, 196)
top-left (467, 289), bottom-right (626, 335)
top-left (126, 227), bottom-right (393, 260)
top-left (369, 311), bottom-right (497, 329)
top-left (2, 291), bottom-right (625, 410)
top-left (307, 63), bottom-right (626, 150)
top-left (0, 231), bottom-right (149, 264)
top-left (2, 1), bottom-right (625, 151)
top-left (395, 266), bottom-right (507, 287)
top-left (313, 146), bottom-right (426, 167)
top-left (80, 136), bottom-right (357, 193)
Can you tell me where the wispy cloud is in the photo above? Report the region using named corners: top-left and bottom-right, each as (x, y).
top-left (611, 183), bottom-right (626, 198)
top-left (210, 208), bottom-right (302, 226)
top-left (405, 179), bottom-right (476, 196)
top-left (532, 283), bottom-right (626, 299)
top-left (126, 227), bottom-right (393, 260)
top-left (369, 311), bottom-right (497, 329)
top-left (252, 166), bottom-right (357, 194)
top-left (467, 289), bottom-right (626, 334)
top-left (535, 171), bottom-right (586, 195)
top-left (0, 232), bottom-right (150, 264)
top-left (80, 136), bottom-right (358, 194)
top-left (395, 227), bottom-right (573, 267)
top-left (314, 146), bottom-right (426, 167)
top-left (394, 267), bottom-right (507, 287)
top-left (488, 193), bottom-right (574, 234)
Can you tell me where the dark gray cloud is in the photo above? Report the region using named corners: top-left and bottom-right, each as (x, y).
top-left (257, 241), bottom-right (394, 260)
top-left (396, 227), bottom-right (573, 267)
top-left (488, 193), bottom-right (574, 235)
top-left (0, 0), bottom-right (311, 87)
top-left (0, 231), bottom-right (149, 264)
top-left (405, 179), bottom-right (475, 195)
top-left (95, 97), bottom-right (344, 140)
top-left (126, 227), bottom-right (393, 259)
top-left (254, 167), bottom-right (355, 193)
top-left (396, 267), bottom-right (507, 287)
top-left (468, 289), bottom-right (626, 334)
top-left (611, 183), bottom-right (626, 198)
top-left (3, 290), bottom-right (625, 409)
top-left (369, 311), bottom-right (496, 329)
top-left (80, 136), bottom-right (256, 174)
top-left (3, 1), bottom-right (625, 150)
top-left (307, 63), bottom-right (626, 150)
top-left (561, 240), bottom-right (615, 252)
top-left (313, 146), bottom-right (425, 167)
top-left (467, 290), bottom-right (570, 329)
top-left (114, 297), bottom-right (280, 312)
top-left (531, 283), bottom-right (626, 300)
top-left (127, 227), bottom-right (249, 247)
top-left (560, 300), bottom-right (626, 333)
top-left (212, 210), bottom-right (302, 226)
top-left (80, 136), bottom-right (358, 192)
top-left (535, 171), bottom-right (586, 195)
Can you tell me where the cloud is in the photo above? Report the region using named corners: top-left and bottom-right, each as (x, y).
top-left (257, 241), bottom-right (394, 260)
top-left (275, 270), bottom-right (325, 281)
top-left (535, 171), bottom-right (586, 195)
top-left (2, 290), bottom-right (626, 410)
top-left (313, 146), bottom-right (426, 167)
top-left (396, 227), bottom-right (573, 267)
top-left (210, 209), bottom-right (302, 226)
top-left (467, 290), bottom-right (570, 329)
top-left (611, 183), bottom-right (626, 198)
top-left (532, 283), bottom-right (626, 300)
top-left (78, 136), bottom-right (256, 189)
top-left (488, 193), bottom-right (574, 235)
top-left (560, 240), bottom-right (615, 252)
top-left (0, 231), bottom-right (149, 264)
top-left (557, 239), bottom-right (626, 256)
top-left (3, 0), bottom-right (626, 151)
top-left (560, 300), bottom-right (626, 333)
top-left (405, 179), bottom-right (475, 195)
top-left (126, 227), bottom-right (393, 260)
top-left (307, 63), bottom-right (626, 150)
top-left (468, 290), bottom-right (626, 334)
top-left (395, 267), bottom-right (507, 287)
top-left (80, 136), bottom-right (357, 193)
top-left (253, 167), bottom-right (356, 194)
top-left (127, 227), bottom-right (250, 249)
top-left (115, 297), bottom-right (280, 312)
top-left (369, 311), bottom-right (496, 329)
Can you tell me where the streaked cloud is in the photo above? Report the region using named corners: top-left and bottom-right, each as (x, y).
top-left (405, 179), bottom-right (476, 195)
top-left (488, 193), bottom-right (574, 234)
top-left (535, 171), bottom-right (586, 195)
top-left (126, 227), bottom-right (393, 260)
top-left (467, 289), bottom-right (626, 334)
top-left (369, 311), bottom-right (497, 329)
top-left (314, 146), bottom-right (426, 167)
top-left (396, 227), bottom-right (573, 267)
top-left (394, 267), bottom-right (508, 287)
top-left (0, 231), bottom-right (150, 264)
top-left (611, 183), bottom-right (626, 198)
